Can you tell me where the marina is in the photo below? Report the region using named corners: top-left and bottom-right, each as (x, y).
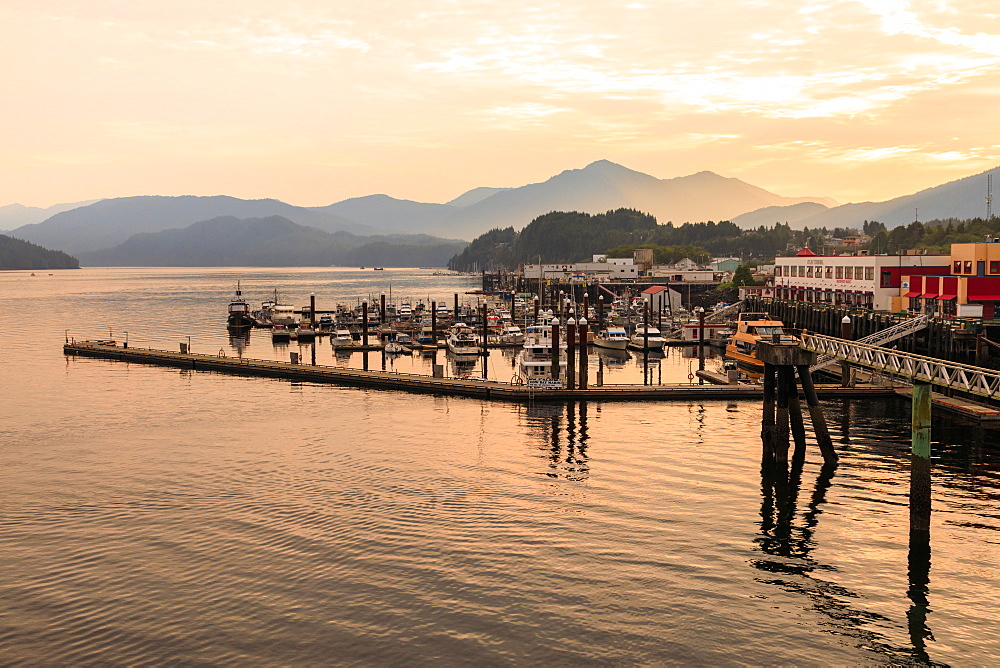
top-left (4, 267), bottom-right (999, 665)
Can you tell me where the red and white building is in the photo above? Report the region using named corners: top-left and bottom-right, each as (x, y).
top-left (772, 248), bottom-right (949, 311)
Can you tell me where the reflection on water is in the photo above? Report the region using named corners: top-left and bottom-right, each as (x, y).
top-left (523, 402), bottom-right (590, 481)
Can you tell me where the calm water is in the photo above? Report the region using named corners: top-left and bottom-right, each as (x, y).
top-left (1, 267), bottom-right (998, 666)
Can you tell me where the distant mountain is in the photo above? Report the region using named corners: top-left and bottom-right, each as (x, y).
top-left (429, 160), bottom-right (836, 239)
top-left (446, 187), bottom-right (511, 208)
top-left (0, 200), bottom-right (100, 231)
top-left (732, 201), bottom-right (831, 228)
top-left (0, 233), bottom-right (79, 270)
top-left (312, 194), bottom-right (457, 233)
top-left (768, 165), bottom-right (1000, 230)
top-left (9, 195), bottom-right (367, 254)
top-left (75, 215), bottom-right (467, 267)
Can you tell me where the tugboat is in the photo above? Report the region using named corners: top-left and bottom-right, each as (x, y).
top-left (227, 282), bottom-right (255, 330)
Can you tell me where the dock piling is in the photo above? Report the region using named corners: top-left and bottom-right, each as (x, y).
top-left (566, 318), bottom-right (577, 390)
top-left (579, 318), bottom-right (588, 390)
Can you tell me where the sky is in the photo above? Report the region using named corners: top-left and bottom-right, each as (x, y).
top-left (3, 0), bottom-right (1000, 209)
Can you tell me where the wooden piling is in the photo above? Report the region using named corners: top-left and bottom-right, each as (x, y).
top-left (566, 318), bottom-right (577, 391)
top-left (579, 318), bottom-right (588, 390)
top-left (796, 364), bottom-right (838, 464)
top-left (551, 319), bottom-right (561, 381)
top-left (762, 362), bottom-right (777, 456)
top-left (910, 381), bottom-right (932, 534)
top-left (774, 365), bottom-right (792, 465)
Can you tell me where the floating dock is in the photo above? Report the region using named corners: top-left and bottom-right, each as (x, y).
top-left (64, 340), bottom-right (896, 403)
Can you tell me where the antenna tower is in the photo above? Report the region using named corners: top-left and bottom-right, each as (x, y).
top-left (988, 174), bottom-right (994, 221)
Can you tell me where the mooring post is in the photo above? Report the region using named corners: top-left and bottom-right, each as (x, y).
top-left (911, 381), bottom-right (932, 534)
top-left (454, 293), bottom-right (459, 321)
top-left (762, 362), bottom-right (777, 457)
top-left (643, 301), bottom-right (650, 386)
top-left (310, 293), bottom-right (316, 327)
top-left (697, 305), bottom-right (706, 374)
top-left (362, 300), bottom-right (369, 371)
top-left (481, 302), bottom-right (489, 380)
top-left (796, 364), bottom-right (837, 464)
top-left (533, 295), bottom-right (540, 324)
top-left (550, 317), bottom-right (561, 382)
top-left (578, 317), bottom-right (588, 390)
top-left (774, 365), bottom-right (792, 465)
top-left (841, 315), bottom-right (853, 387)
top-left (566, 317), bottom-right (577, 390)
top-left (582, 293), bottom-right (590, 321)
top-left (597, 294), bottom-right (604, 327)
top-left (381, 293), bottom-right (387, 326)
top-left (787, 371), bottom-right (808, 462)
top-left (431, 300), bottom-right (437, 346)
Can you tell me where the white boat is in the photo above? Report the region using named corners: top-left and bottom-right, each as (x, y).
top-left (294, 323), bottom-right (316, 340)
top-left (516, 323), bottom-right (568, 385)
top-left (331, 328), bottom-right (353, 347)
top-left (500, 323), bottom-right (525, 345)
top-left (269, 303), bottom-right (299, 328)
top-left (383, 341), bottom-right (405, 354)
top-left (628, 325), bottom-right (666, 350)
top-left (447, 323), bottom-right (481, 356)
top-left (593, 326), bottom-right (629, 350)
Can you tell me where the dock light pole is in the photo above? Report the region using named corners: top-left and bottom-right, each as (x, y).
top-left (841, 315), bottom-right (853, 387)
top-left (697, 306), bottom-right (706, 374)
top-left (560, 290), bottom-right (566, 321)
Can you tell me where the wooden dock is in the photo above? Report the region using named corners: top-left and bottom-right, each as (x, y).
top-left (63, 340), bottom-right (897, 403)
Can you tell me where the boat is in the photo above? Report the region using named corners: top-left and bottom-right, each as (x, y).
top-left (373, 267), bottom-right (384, 271)
top-left (628, 325), bottom-right (666, 351)
top-left (271, 324), bottom-right (291, 342)
top-left (269, 303), bottom-right (299, 328)
top-left (294, 323), bottom-right (316, 340)
top-left (516, 322), bottom-right (568, 385)
top-left (383, 341), bottom-right (405, 354)
top-left (500, 323), bottom-right (525, 345)
top-left (724, 312), bottom-right (800, 379)
top-left (226, 282), bottom-right (255, 329)
top-left (331, 327), bottom-right (354, 347)
top-left (593, 326), bottom-right (629, 350)
top-left (446, 323), bottom-right (481, 356)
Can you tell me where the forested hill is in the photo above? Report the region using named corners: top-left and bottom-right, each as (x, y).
top-left (448, 209), bottom-right (659, 270)
top-left (0, 234), bottom-right (79, 270)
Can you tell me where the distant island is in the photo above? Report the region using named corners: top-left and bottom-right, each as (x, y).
top-left (0, 234), bottom-right (79, 270)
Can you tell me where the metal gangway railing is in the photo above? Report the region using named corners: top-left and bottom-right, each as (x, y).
top-left (810, 314), bottom-right (930, 372)
top-left (705, 300), bottom-right (743, 323)
top-left (802, 332), bottom-right (1000, 400)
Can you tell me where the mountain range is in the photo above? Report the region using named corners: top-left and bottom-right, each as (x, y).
top-left (4, 159), bottom-right (998, 267)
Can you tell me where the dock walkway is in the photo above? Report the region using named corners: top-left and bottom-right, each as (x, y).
top-left (64, 341), bottom-right (896, 403)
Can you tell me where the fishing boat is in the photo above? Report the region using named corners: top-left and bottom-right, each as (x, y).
top-left (628, 325), bottom-right (666, 351)
top-left (593, 326), bottom-right (629, 350)
top-left (446, 323), bottom-right (481, 356)
top-left (226, 282), bottom-right (255, 329)
top-left (724, 312), bottom-right (799, 379)
top-left (516, 322), bottom-right (568, 385)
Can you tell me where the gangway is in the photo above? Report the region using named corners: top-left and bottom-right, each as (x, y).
top-left (705, 300), bottom-right (743, 323)
top-left (810, 314), bottom-right (930, 373)
top-left (802, 332), bottom-right (1000, 401)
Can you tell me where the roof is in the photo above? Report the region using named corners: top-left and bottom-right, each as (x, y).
top-left (642, 286), bottom-right (668, 294)
top-left (795, 247), bottom-right (817, 256)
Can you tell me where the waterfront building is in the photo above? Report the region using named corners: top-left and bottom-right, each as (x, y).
top-left (902, 242), bottom-right (1000, 319)
top-left (772, 248), bottom-right (948, 311)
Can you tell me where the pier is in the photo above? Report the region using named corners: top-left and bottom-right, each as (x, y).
top-left (63, 340), bottom-right (892, 403)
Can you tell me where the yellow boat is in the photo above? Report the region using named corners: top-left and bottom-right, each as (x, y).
top-left (724, 312), bottom-right (800, 379)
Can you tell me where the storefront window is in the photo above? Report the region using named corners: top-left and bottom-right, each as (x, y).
top-left (865, 267), bottom-right (874, 280)
top-left (954, 260), bottom-right (962, 274)
top-left (836, 266), bottom-right (844, 279)
top-left (855, 266), bottom-right (863, 279)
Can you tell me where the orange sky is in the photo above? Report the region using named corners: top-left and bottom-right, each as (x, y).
top-left (3, 0), bottom-right (1000, 208)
